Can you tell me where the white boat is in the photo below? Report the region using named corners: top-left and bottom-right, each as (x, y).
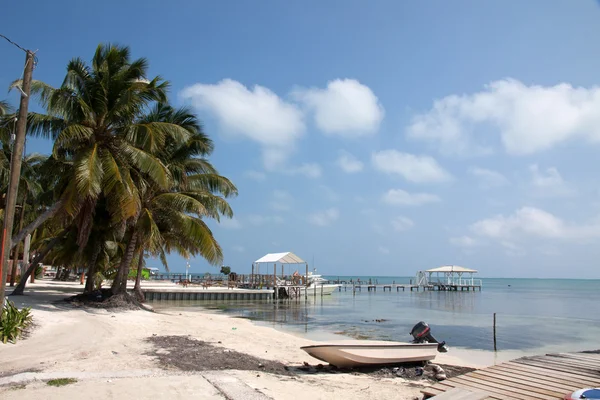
top-left (300, 284), bottom-right (339, 296)
top-left (300, 272), bottom-right (340, 296)
top-left (301, 340), bottom-right (439, 368)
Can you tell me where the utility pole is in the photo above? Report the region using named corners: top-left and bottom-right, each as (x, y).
top-left (0, 50), bottom-right (34, 307)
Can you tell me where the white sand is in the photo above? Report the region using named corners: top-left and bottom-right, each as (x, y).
top-left (0, 280), bottom-right (513, 399)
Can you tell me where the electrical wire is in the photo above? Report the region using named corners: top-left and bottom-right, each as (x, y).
top-left (0, 33), bottom-right (38, 68)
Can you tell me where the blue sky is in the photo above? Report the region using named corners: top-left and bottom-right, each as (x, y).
top-left (2, 1), bottom-right (600, 278)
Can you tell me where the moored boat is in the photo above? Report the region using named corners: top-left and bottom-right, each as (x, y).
top-left (301, 340), bottom-right (438, 367)
top-left (301, 321), bottom-right (448, 367)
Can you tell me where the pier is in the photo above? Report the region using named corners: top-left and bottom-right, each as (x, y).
top-left (143, 289), bottom-right (272, 301)
top-left (335, 266), bottom-right (483, 293)
top-left (423, 351), bottom-right (600, 399)
top-left (337, 283), bottom-right (481, 292)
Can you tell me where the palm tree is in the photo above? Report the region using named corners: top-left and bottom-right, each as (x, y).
top-left (9, 44), bottom-right (200, 295)
top-left (8, 44), bottom-right (188, 254)
top-left (124, 103), bottom-right (238, 300)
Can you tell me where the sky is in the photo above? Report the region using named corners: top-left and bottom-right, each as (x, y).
top-left (2, 1), bottom-right (600, 278)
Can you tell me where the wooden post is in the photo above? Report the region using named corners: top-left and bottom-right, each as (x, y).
top-left (493, 313), bottom-right (497, 351)
top-left (251, 264), bottom-right (254, 289)
top-left (274, 263), bottom-right (277, 300)
top-left (0, 50), bottom-right (35, 306)
top-left (305, 263), bottom-right (308, 301)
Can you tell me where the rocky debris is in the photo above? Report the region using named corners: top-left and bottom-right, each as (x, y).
top-left (295, 362), bottom-right (473, 382)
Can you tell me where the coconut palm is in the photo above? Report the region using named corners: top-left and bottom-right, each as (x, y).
top-left (122, 103), bottom-right (238, 299)
top-left (8, 44), bottom-right (191, 256)
top-left (8, 44), bottom-right (206, 296)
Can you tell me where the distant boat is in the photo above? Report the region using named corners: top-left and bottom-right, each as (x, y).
top-left (301, 341), bottom-right (438, 368)
top-left (276, 270), bottom-right (340, 296)
top-left (300, 271), bottom-right (340, 296)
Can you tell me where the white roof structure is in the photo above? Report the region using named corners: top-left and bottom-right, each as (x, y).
top-left (254, 252), bottom-right (306, 264)
top-left (426, 265), bottom-right (478, 273)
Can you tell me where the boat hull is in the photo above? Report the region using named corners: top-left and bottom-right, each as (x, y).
top-left (301, 340), bottom-right (438, 368)
top-left (299, 284), bottom-right (339, 296)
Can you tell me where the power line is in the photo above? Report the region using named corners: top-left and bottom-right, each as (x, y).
top-left (0, 33), bottom-right (38, 68)
top-left (0, 33), bottom-right (28, 53)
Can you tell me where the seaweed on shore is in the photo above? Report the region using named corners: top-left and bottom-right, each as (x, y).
top-left (64, 289), bottom-right (147, 311)
top-left (145, 335), bottom-right (293, 375)
top-left (145, 334), bottom-right (475, 383)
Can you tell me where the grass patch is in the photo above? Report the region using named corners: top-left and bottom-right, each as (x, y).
top-left (47, 378), bottom-right (77, 387)
top-left (9, 384), bottom-right (26, 390)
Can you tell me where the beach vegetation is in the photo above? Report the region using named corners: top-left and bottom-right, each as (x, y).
top-left (0, 300), bottom-right (32, 343)
top-left (46, 378), bottom-right (77, 387)
top-left (1, 43), bottom-right (237, 306)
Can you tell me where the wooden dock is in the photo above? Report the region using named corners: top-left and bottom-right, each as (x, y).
top-left (142, 288), bottom-right (273, 301)
top-left (338, 283), bottom-right (482, 292)
top-left (423, 351), bottom-right (600, 399)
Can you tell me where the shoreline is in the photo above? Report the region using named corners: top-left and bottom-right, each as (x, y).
top-left (0, 280), bottom-right (584, 399)
top-left (0, 281), bottom-right (432, 399)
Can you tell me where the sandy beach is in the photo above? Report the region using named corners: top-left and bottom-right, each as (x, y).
top-left (0, 280), bottom-right (514, 400)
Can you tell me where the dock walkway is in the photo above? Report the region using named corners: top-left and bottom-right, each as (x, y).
top-left (423, 351), bottom-right (600, 399)
top-left (338, 283), bottom-right (482, 292)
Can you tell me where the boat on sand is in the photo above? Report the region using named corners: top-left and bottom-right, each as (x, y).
top-left (301, 321), bottom-right (448, 367)
top-left (301, 340), bottom-right (439, 368)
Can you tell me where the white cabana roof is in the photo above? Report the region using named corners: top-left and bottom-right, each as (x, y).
top-left (426, 265), bottom-right (478, 273)
top-left (254, 252), bottom-right (306, 264)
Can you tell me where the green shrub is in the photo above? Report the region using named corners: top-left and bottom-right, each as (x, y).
top-left (34, 265), bottom-right (43, 279)
top-left (0, 300), bottom-right (33, 344)
top-left (47, 378), bottom-right (77, 386)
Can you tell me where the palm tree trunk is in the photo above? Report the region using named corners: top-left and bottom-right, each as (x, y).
top-left (11, 229), bottom-right (68, 296)
top-left (10, 198), bottom-right (63, 250)
top-left (111, 230), bottom-right (138, 295)
top-left (9, 194), bottom-right (27, 287)
top-left (133, 248), bottom-right (145, 301)
top-left (84, 244), bottom-right (101, 293)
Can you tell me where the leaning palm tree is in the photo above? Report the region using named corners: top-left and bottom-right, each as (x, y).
top-left (8, 44), bottom-right (188, 252)
top-left (9, 44), bottom-right (197, 295)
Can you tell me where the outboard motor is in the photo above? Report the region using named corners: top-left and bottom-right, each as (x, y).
top-left (410, 321), bottom-right (448, 353)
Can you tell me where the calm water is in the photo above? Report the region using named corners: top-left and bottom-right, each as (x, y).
top-left (151, 277), bottom-right (600, 354)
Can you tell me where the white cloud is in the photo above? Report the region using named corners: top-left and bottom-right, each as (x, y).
top-left (383, 189), bottom-right (441, 206)
top-left (378, 246), bottom-right (390, 255)
top-left (500, 241), bottom-right (526, 257)
top-left (181, 79), bottom-right (304, 169)
top-left (247, 214), bottom-right (285, 225)
top-left (308, 208), bottom-right (340, 227)
top-left (529, 164), bottom-right (575, 197)
top-left (449, 235), bottom-right (480, 247)
top-left (382, 189), bottom-right (441, 206)
top-left (407, 79), bottom-right (600, 156)
top-left (336, 150), bottom-right (364, 173)
top-left (317, 184), bottom-right (339, 202)
top-left (232, 245), bottom-right (245, 253)
top-left (372, 223), bottom-right (385, 235)
top-left (269, 190), bottom-right (292, 211)
top-left (470, 207), bottom-right (600, 240)
top-left (391, 216), bottom-right (414, 231)
top-left (283, 163), bottom-right (322, 178)
top-left (372, 150), bottom-right (452, 183)
top-left (468, 167), bottom-right (509, 188)
top-left (244, 170), bottom-right (266, 181)
top-left (293, 79), bottom-right (384, 136)
top-left (219, 217), bottom-right (242, 230)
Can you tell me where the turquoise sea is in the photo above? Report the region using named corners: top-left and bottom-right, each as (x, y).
top-left (151, 277), bottom-right (600, 354)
